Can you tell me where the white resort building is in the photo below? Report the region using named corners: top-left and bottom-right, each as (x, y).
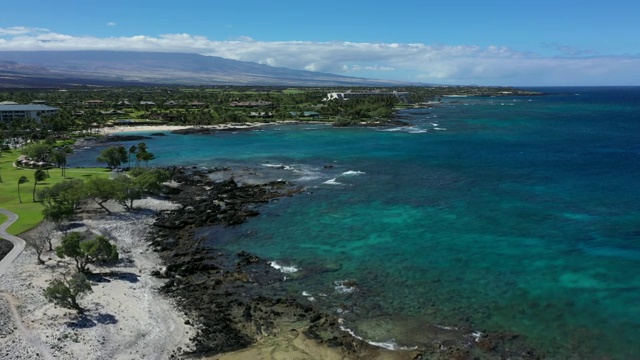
top-left (0, 104), bottom-right (59, 123)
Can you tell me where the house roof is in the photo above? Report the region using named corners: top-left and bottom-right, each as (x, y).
top-left (0, 104), bottom-right (59, 111)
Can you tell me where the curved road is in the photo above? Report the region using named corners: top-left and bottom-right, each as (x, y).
top-left (0, 209), bottom-right (25, 276)
top-left (0, 209), bottom-right (55, 360)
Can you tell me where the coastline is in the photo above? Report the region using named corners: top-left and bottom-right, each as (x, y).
top-left (145, 168), bottom-right (428, 359)
top-left (0, 141), bottom-right (543, 359)
top-left (0, 167), bottom-right (422, 360)
top-left (144, 167), bottom-right (536, 360)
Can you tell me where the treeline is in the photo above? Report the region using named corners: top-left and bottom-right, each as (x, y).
top-left (1, 85), bottom-right (541, 131)
top-left (39, 167), bottom-right (170, 222)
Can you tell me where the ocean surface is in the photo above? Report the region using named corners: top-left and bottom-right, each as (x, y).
top-left (70, 87), bottom-right (640, 358)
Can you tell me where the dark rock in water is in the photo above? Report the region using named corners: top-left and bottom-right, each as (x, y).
top-left (236, 251), bottom-right (262, 268)
top-left (171, 127), bottom-right (217, 135)
top-left (150, 132), bottom-right (167, 136)
top-left (171, 126), bottom-right (254, 135)
top-left (98, 135), bottom-right (152, 143)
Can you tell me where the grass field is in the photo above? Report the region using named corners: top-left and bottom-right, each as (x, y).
top-left (0, 149), bottom-right (110, 235)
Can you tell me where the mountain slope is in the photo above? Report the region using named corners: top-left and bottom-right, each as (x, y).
top-left (0, 51), bottom-right (411, 87)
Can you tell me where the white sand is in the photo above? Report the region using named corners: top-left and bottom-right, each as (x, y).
top-left (101, 120), bottom-right (326, 135)
top-left (102, 122), bottom-right (264, 135)
top-left (0, 198), bottom-right (194, 360)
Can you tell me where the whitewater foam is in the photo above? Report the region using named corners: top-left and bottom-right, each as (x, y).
top-left (261, 163), bottom-right (294, 170)
top-left (334, 280), bottom-right (357, 294)
top-left (338, 319), bottom-right (418, 351)
top-left (340, 170), bottom-right (365, 177)
top-left (380, 126), bottom-right (427, 134)
top-left (471, 331), bottom-right (484, 342)
top-left (322, 178), bottom-right (344, 186)
top-left (268, 261), bottom-right (299, 274)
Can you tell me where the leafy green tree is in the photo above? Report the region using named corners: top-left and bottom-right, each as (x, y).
top-left (38, 178), bottom-right (86, 231)
top-left (111, 168), bottom-right (169, 211)
top-left (42, 203), bottom-right (75, 232)
top-left (132, 168), bottom-right (171, 194)
top-left (44, 271), bottom-right (92, 313)
top-left (112, 176), bottom-right (141, 211)
top-left (22, 143), bottom-right (52, 162)
top-left (39, 179), bottom-right (86, 210)
top-left (84, 177), bottom-right (118, 214)
top-left (33, 169), bottom-right (48, 202)
top-left (18, 175), bottom-right (28, 203)
top-left (55, 232), bottom-right (119, 273)
top-left (96, 145), bottom-right (128, 169)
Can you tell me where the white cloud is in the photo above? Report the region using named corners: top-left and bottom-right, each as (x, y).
top-left (0, 28), bottom-right (638, 85)
top-left (107, 22), bottom-right (118, 26)
top-left (0, 26), bottom-right (49, 35)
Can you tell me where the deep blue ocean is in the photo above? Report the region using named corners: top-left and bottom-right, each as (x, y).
top-left (70, 87), bottom-right (640, 358)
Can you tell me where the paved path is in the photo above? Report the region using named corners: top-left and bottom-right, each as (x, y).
top-left (0, 209), bottom-right (25, 276)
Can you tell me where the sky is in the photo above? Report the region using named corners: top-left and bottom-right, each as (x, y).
top-left (1, 0), bottom-right (639, 86)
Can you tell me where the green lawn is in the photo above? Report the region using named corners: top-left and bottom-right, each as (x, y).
top-left (0, 150), bottom-right (110, 235)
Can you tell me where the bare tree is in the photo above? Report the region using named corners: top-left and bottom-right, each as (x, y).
top-left (39, 221), bottom-right (56, 251)
top-left (23, 222), bottom-right (56, 265)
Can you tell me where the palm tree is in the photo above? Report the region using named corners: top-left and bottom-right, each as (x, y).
top-left (140, 151), bottom-right (155, 167)
top-left (33, 169), bottom-right (48, 202)
top-left (18, 176), bottom-right (28, 204)
top-left (51, 146), bottom-right (72, 177)
top-left (136, 142), bottom-right (147, 168)
top-left (128, 145), bottom-right (137, 168)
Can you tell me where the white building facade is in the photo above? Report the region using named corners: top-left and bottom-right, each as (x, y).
top-left (0, 104), bottom-right (59, 123)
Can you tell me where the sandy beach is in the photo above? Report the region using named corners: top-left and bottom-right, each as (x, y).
top-left (0, 198), bottom-right (194, 360)
top-left (100, 121), bottom-right (321, 135)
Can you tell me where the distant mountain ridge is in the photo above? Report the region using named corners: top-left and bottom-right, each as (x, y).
top-left (0, 51), bottom-right (413, 87)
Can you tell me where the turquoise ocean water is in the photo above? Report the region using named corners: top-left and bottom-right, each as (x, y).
top-left (71, 87), bottom-right (640, 358)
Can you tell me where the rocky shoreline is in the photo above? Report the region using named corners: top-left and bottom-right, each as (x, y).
top-left (145, 168), bottom-right (421, 359)
top-left (145, 167), bottom-right (542, 360)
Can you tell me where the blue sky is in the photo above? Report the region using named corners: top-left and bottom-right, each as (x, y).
top-left (1, 0), bottom-right (639, 85)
